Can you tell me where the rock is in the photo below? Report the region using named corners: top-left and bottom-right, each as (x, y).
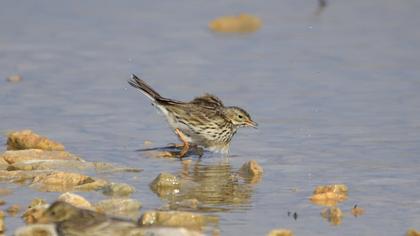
top-left (22, 204), bottom-right (49, 224)
top-left (0, 211), bottom-right (4, 233)
top-left (7, 160), bottom-right (87, 171)
top-left (92, 162), bottom-right (142, 173)
top-left (7, 130), bottom-right (65, 151)
top-left (321, 207), bottom-right (343, 225)
top-left (310, 184), bottom-right (348, 206)
top-left (351, 204), bottom-right (365, 217)
top-left (130, 227), bottom-right (203, 236)
top-left (14, 224), bottom-right (57, 236)
top-left (150, 172), bottom-right (180, 190)
top-left (209, 14), bottom-right (262, 33)
top-left (177, 199), bottom-right (200, 209)
top-left (6, 74), bottom-right (23, 83)
top-left (73, 179), bottom-right (109, 192)
top-left (0, 200), bottom-right (5, 206)
top-left (150, 172), bottom-right (184, 198)
top-left (6, 203), bottom-right (20, 216)
top-left (407, 229), bottom-right (420, 236)
top-left (138, 211), bottom-right (218, 230)
top-left (57, 192), bottom-right (93, 209)
top-left (31, 171), bottom-right (96, 192)
top-left (313, 184), bottom-right (348, 194)
top-left (239, 160), bottom-right (263, 184)
top-left (0, 170), bottom-right (52, 183)
top-left (239, 160), bottom-right (263, 176)
top-left (102, 182), bottom-right (135, 197)
top-left (267, 229), bottom-right (294, 236)
top-left (0, 149), bottom-right (83, 165)
top-left (94, 198), bottom-right (142, 219)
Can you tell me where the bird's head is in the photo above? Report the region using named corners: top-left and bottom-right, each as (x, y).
top-left (224, 106), bottom-right (257, 128)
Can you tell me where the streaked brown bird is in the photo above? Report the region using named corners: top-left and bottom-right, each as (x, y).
top-left (128, 74), bottom-right (257, 157)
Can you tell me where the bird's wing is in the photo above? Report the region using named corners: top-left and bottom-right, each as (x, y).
top-left (190, 94), bottom-right (224, 109)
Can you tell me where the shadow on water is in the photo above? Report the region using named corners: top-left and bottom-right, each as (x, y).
top-left (150, 159), bottom-right (261, 212)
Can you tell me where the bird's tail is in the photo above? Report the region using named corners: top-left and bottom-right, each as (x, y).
top-left (128, 74), bottom-right (163, 101)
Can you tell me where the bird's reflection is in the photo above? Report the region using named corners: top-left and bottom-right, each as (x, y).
top-left (150, 159), bottom-right (261, 212)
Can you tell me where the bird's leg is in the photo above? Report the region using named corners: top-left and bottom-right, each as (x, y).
top-left (175, 128), bottom-right (190, 158)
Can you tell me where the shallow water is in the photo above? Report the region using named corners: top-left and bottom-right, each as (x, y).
top-left (1, 0), bottom-right (420, 235)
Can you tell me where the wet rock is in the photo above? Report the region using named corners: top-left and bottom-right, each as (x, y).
top-left (6, 203), bottom-right (21, 216)
top-left (7, 130), bottom-right (65, 151)
top-left (22, 203), bottom-right (49, 224)
top-left (14, 224), bottom-right (57, 236)
top-left (21, 198), bottom-right (48, 224)
top-left (407, 229), bottom-right (420, 236)
top-left (94, 198), bottom-right (142, 220)
top-left (73, 179), bottom-right (108, 192)
top-left (310, 184), bottom-right (348, 206)
top-left (0, 200), bottom-right (5, 206)
top-left (132, 227), bottom-right (203, 236)
top-left (177, 199), bottom-right (200, 209)
top-left (321, 207), bottom-right (343, 226)
top-left (31, 171), bottom-right (96, 192)
top-left (239, 160), bottom-right (263, 176)
top-left (0, 211), bottom-right (4, 233)
top-left (138, 211), bottom-right (218, 230)
top-left (267, 229), bottom-right (294, 236)
top-left (57, 192), bottom-right (93, 210)
top-left (1, 149), bottom-right (83, 165)
top-left (239, 160), bottom-right (263, 183)
top-left (102, 182), bottom-right (135, 197)
top-left (6, 74), bottom-right (23, 83)
top-left (92, 162), bottom-right (142, 173)
top-left (150, 172), bottom-right (181, 196)
top-left (209, 14), bottom-right (262, 33)
top-left (351, 204), bottom-right (365, 217)
top-left (0, 170), bottom-right (52, 184)
top-left (7, 160), bottom-right (86, 171)
top-left (314, 184), bottom-right (348, 194)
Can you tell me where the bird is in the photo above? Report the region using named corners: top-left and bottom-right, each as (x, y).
top-left (128, 74), bottom-right (257, 157)
top-left (40, 201), bottom-right (138, 236)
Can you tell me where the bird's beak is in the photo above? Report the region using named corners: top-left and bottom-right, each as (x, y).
top-left (246, 120), bottom-right (258, 129)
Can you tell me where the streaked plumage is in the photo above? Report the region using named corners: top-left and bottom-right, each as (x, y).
top-left (128, 74), bottom-right (257, 156)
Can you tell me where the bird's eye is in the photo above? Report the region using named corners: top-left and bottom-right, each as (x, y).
top-left (238, 115), bottom-right (243, 119)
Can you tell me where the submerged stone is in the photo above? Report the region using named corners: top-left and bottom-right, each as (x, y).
top-left (31, 171), bottom-right (96, 192)
top-left (138, 211), bottom-right (218, 230)
top-left (7, 130), bottom-right (65, 151)
top-left (102, 182), bottom-right (135, 197)
top-left (94, 198), bottom-right (142, 220)
top-left (321, 207), bottom-right (343, 226)
top-left (239, 160), bottom-right (264, 176)
top-left (150, 172), bottom-right (180, 192)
